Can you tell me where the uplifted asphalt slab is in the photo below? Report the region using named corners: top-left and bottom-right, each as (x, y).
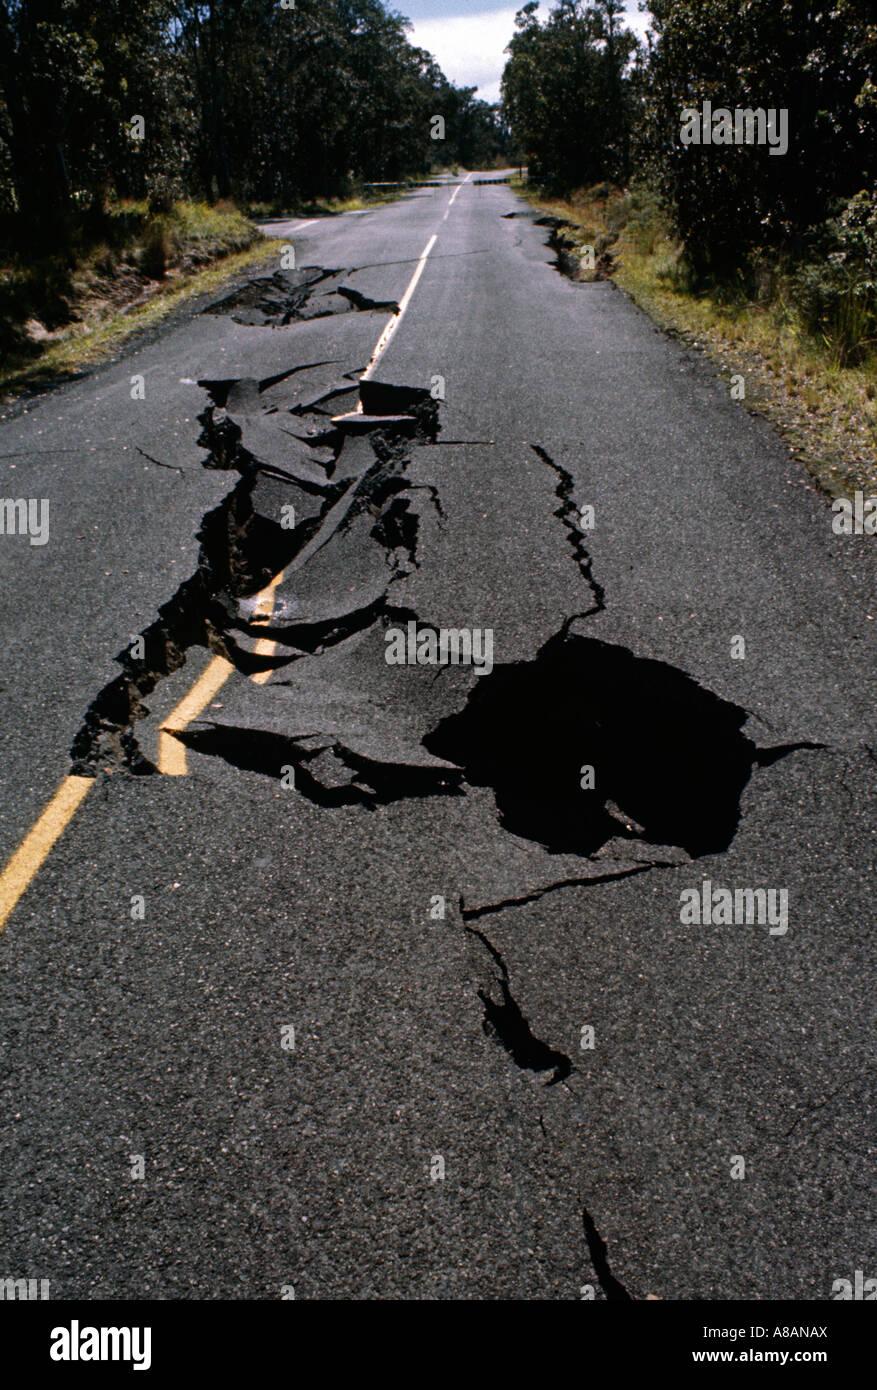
top-left (0, 176), bottom-right (873, 1300)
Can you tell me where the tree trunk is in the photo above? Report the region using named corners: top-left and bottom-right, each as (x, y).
top-left (0, 1), bottom-right (71, 250)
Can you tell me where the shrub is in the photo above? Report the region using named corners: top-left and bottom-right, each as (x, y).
top-left (792, 191), bottom-right (877, 365)
top-left (140, 218), bottom-right (175, 279)
top-left (147, 175), bottom-right (184, 218)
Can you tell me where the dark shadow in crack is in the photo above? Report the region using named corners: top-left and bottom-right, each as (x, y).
top-left (527, 214), bottom-right (617, 281)
top-left (229, 595), bottom-right (389, 661)
top-left (202, 267), bottom-right (398, 327)
top-left (467, 925), bottom-right (573, 1086)
top-left (424, 628), bottom-right (822, 859)
top-left (582, 1207), bottom-right (632, 1300)
top-left (177, 724), bottom-right (464, 808)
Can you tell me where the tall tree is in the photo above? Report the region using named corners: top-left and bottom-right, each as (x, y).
top-left (638, 0), bottom-right (877, 275)
top-left (501, 0), bottom-right (638, 191)
top-left (0, 0), bottom-right (77, 246)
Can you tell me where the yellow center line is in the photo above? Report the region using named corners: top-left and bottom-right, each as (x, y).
top-left (0, 565), bottom-right (289, 928)
top-left (157, 565), bottom-right (288, 771)
top-left (0, 775), bottom-right (93, 931)
top-left (157, 653), bottom-right (236, 776)
top-left (250, 568), bottom-right (287, 686)
top-left (0, 210), bottom-right (440, 928)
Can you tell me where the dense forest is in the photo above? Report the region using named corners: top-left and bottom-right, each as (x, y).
top-left (503, 0), bottom-right (876, 294)
top-left (5, 0), bottom-right (873, 279)
top-left (0, 0), bottom-right (508, 249)
top-left (1, 0), bottom-right (875, 379)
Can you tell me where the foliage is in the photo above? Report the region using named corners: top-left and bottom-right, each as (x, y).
top-left (0, 0), bottom-right (511, 250)
top-left (0, 197), bottom-right (257, 363)
top-left (502, 0), bottom-right (638, 191)
top-left (637, 0), bottom-right (877, 278)
top-left (792, 191), bottom-right (877, 365)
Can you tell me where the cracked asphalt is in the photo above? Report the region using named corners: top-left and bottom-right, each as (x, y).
top-left (0, 175), bottom-right (874, 1300)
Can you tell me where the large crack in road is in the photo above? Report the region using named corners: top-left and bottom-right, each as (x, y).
top-left (67, 261), bottom-right (828, 1299)
top-left (71, 295), bottom-right (441, 775)
top-left (463, 912), bottom-right (633, 1298)
top-left (466, 922), bottom-right (573, 1087)
top-left (203, 265), bottom-right (400, 327)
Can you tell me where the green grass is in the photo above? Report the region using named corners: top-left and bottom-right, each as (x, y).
top-left (152, 199), bottom-right (259, 264)
top-left (517, 182), bottom-right (877, 499)
top-left (245, 189), bottom-right (399, 220)
top-left (0, 200), bottom-right (272, 402)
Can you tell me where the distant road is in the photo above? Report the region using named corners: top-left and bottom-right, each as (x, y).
top-left (0, 169), bottom-right (873, 1299)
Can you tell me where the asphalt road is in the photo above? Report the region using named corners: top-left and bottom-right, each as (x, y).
top-left (0, 172), bottom-right (874, 1300)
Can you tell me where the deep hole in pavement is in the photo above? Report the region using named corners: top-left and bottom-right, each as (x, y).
top-left (425, 628), bottom-right (820, 858)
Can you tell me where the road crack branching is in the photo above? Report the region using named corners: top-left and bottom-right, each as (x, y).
top-left (70, 329), bottom-right (441, 774)
top-left (465, 921), bottom-right (573, 1086)
top-left (463, 913), bottom-right (632, 1297)
top-left (61, 260), bottom-right (830, 1303)
top-left (530, 443), bottom-right (605, 617)
top-left (459, 861), bottom-right (676, 921)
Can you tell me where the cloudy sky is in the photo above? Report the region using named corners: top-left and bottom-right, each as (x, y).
top-left (403, 1), bottom-right (653, 104)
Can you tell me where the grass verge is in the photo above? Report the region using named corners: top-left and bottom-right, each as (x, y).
top-left (0, 201), bottom-right (276, 405)
top-left (245, 189), bottom-right (399, 219)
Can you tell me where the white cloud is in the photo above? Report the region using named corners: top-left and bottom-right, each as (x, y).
top-left (409, 4), bottom-right (653, 105)
top-left (625, 4), bottom-right (653, 43)
top-left (408, 7), bottom-right (518, 104)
